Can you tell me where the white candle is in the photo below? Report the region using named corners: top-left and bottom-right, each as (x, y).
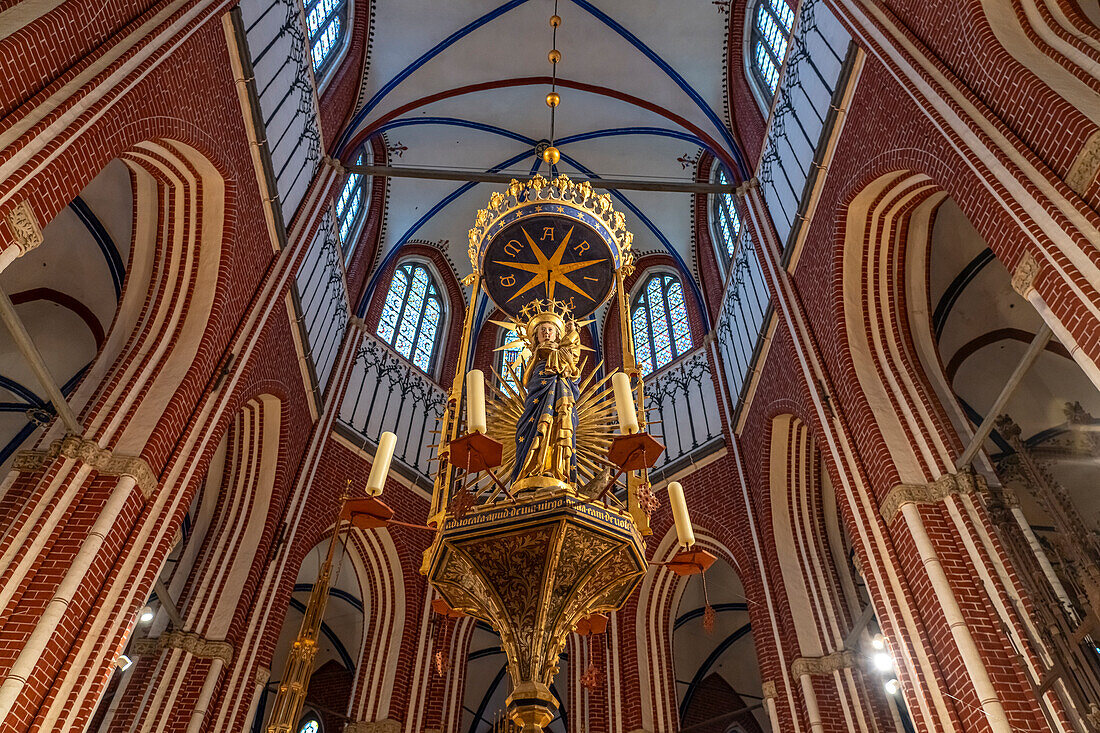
top-left (612, 372), bottom-right (638, 434)
top-left (366, 431), bottom-right (397, 496)
top-left (466, 369), bottom-right (487, 434)
top-left (667, 481), bottom-right (695, 548)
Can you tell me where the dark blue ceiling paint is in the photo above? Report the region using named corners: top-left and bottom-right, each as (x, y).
top-left (932, 247), bottom-right (995, 341)
top-left (0, 376), bottom-right (45, 406)
top-left (678, 622), bottom-right (753, 721)
top-left (69, 195), bottom-right (125, 297)
top-left (673, 602), bottom-right (748, 630)
top-left (565, 0), bottom-right (747, 177)
top-left (293, 583), bottom-right (365, 613)
top-left (287, 597), bottom-right (356, 670)
top-left (337, 0), bottom-right (534, 152)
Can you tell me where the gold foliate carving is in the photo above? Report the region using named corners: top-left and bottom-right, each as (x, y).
top-left (1012, 251), bottom-right (1041, 297)
top-left (880, 472), bottom-right (985, 524)
top-left (15, 436), bottom-right (158, 498)
top-left (467, 174), bottom-right (635, 275)
top-left (6, 201), bottom-right (43, 254)
top-left (791, 649), bottom-right (856, 676)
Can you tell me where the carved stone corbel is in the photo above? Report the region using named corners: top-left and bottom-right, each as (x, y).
top-left (5, 201), bottom-right (44, 255)
top-left (1011, 251), bottom-right (1041, 298)
top-left (761, 680), bottom-right (778, 699)
top-left (791, 649), bottom-right (856, 677)
top-left (880, 472), bottom-right (984, 524)
top-left (14, 435), bottom-right (157, 498)
top-left (131, 630), bottom-right (233, 664)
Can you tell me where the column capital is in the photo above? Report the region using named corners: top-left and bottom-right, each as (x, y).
top-left (791, 649), bottom-right (856, 677)
top-left (6, 201), bottom-right (44, 255)
top-left (1011, 251), bottom-right (1041, 298)
top-left (735, 178), bottom-right (759, 198)
top-left (880, 472), bottom-right (985, 524)
top-left (14, 435), bottom-right (157, 498)
top-left (131, 630), bottom-right (233, 664)
top-left (761, 680), bottom-right (778, 699)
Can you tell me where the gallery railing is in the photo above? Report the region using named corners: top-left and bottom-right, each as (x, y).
top-left (644, 347), bottom-right (724, 479)
top-left (338, 330), bottom-right (447, 486)
top-left (713, 230), bottom-right (772, 423)
top-left (294, 214), bottom-right (349, 396)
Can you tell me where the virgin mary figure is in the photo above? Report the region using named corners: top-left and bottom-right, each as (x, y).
top-left (511, 303), bottom-right (583, 490)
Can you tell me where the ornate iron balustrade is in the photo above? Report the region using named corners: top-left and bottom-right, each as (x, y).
top-left (756, 0), bottom-right (852, 250)
top-left (293, 213), bottom-right (349, 396)
top-left (714, 230), bottom-right (772, 421)
top-left (644, 347), bottom-right (724, 479)
top-left (339, 331), bottom-right (447, 486)
top-left (239, 0), bottom-right (323, 220)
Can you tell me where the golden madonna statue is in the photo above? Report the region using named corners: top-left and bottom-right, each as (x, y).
top-left (487, 299), bottom-right (615, 495)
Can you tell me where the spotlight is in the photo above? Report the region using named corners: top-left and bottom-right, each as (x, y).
top-left (139, 606), bottom-right (154, 623)
top-left (884, 678), bottom-right (900, 695)
top-left (871, 633), bottom-right (886, 650)
top-left (873, 651), bottom-right (893, 672)
top-left (117, 654), bottom-right (133, 671)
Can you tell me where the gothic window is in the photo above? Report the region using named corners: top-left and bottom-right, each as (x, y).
top-left (335, 152), bottom-right (366, 253)
top-left (297, 716), bottom-right (320, 733)
top-left (631, 273), bottom-right (693, 376)
top-left (750, 0), bottom-right (795, 96)
top-left (305, 0), bottom-right (347, 75)
top-left (497, 327), bottom-right (524, 390)
top-left (711, 166), bottom-right (742, 264)
top-left (375, 262), bottom-right (443, 373)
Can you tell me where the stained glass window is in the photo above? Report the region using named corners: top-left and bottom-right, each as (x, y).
top-left (631, 274), bottom-right (693, 376)
top-left (297, 718), bottom-right (320, 733)
top-left (497, 327), bottom-right (525, 390)
top-left (336, 153), bottom-right (366, 252)
top-left (375, 262), bottom-right (443, 373)
top-left (305, 0), bottom-right (348, 75)
top-left (751, 0), bottom-right (794, 96)
top-left (711, 166), bottom-right (742, 264)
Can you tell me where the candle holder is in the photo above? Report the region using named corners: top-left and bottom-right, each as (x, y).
top-left (665, 548), bottom-right (717, 576)
top-left (449, 432), bottom-right (504, 473)
top-left (341, 495), bottom-right (395, 530)
top-left (607, 432), bottom-right (663, 471)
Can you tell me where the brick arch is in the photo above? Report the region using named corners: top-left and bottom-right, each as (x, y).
top-left (361, 244), bottom-right (466, 385)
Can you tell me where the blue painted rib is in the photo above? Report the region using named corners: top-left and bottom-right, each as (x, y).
top-left (337, 0), bottom-right (534, 152)
top-left (558, 151), bottom-right (710, 328)
top-left (70, 196), bottom-right (125, 297)
top-left (565, 0), bottom-right (747, 177)
top-left (0, 376), bottom-right (44, 406)
top-left (357, 148), bottom-right (536, 317)
top-left (678, 621), bottom-right (752, 721)
top-left (293, 582), bottom-right (365, 613)
top-left (932, 248), bottom-right (994, 341)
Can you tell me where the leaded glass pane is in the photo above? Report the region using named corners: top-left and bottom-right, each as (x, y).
top-left (770, 0), bottom-right (794, 30)
top-left (312, 15), bottom-right (340, 70)
top-left (755, 41), bottom-right (780, 92)
top-left (632, 274), bottom-right (693, 375)
top-left (376, 263), bottom-right (444, 373)
top-left (667, 280), bottom-right (693, 357)
top-left (499, 328), bottom-right (524, 389)
top-left (751, 0), bottom-right (792, 97)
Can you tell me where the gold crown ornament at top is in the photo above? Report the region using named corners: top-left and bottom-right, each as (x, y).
top-left (467, 174), bottom-right (635, 279)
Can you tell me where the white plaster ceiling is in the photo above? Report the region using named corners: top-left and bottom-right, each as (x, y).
top-left (337, 0), bottom-right (744, 298)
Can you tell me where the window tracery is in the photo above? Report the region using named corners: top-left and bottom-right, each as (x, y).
top-left (306, 0), bottom-right (347, 74)
top-left (751, 0), bottom-right (795, 96)
top-left (631, 273), bottom-right (693, 376)
top-left (711, 166), bottom-right (742, 265)
top-left (375, 262), bottom-right (443, 373)
top-left (335, 152), bottom-right (366, 252)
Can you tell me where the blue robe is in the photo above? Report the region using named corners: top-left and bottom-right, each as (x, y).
top-left (512, 358), bottom-right (579, 484)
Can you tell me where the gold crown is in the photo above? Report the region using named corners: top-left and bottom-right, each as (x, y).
top-left (520, 298), bottom-right (573, 334)
top-left (467, 174), bottom-right (635, 277)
